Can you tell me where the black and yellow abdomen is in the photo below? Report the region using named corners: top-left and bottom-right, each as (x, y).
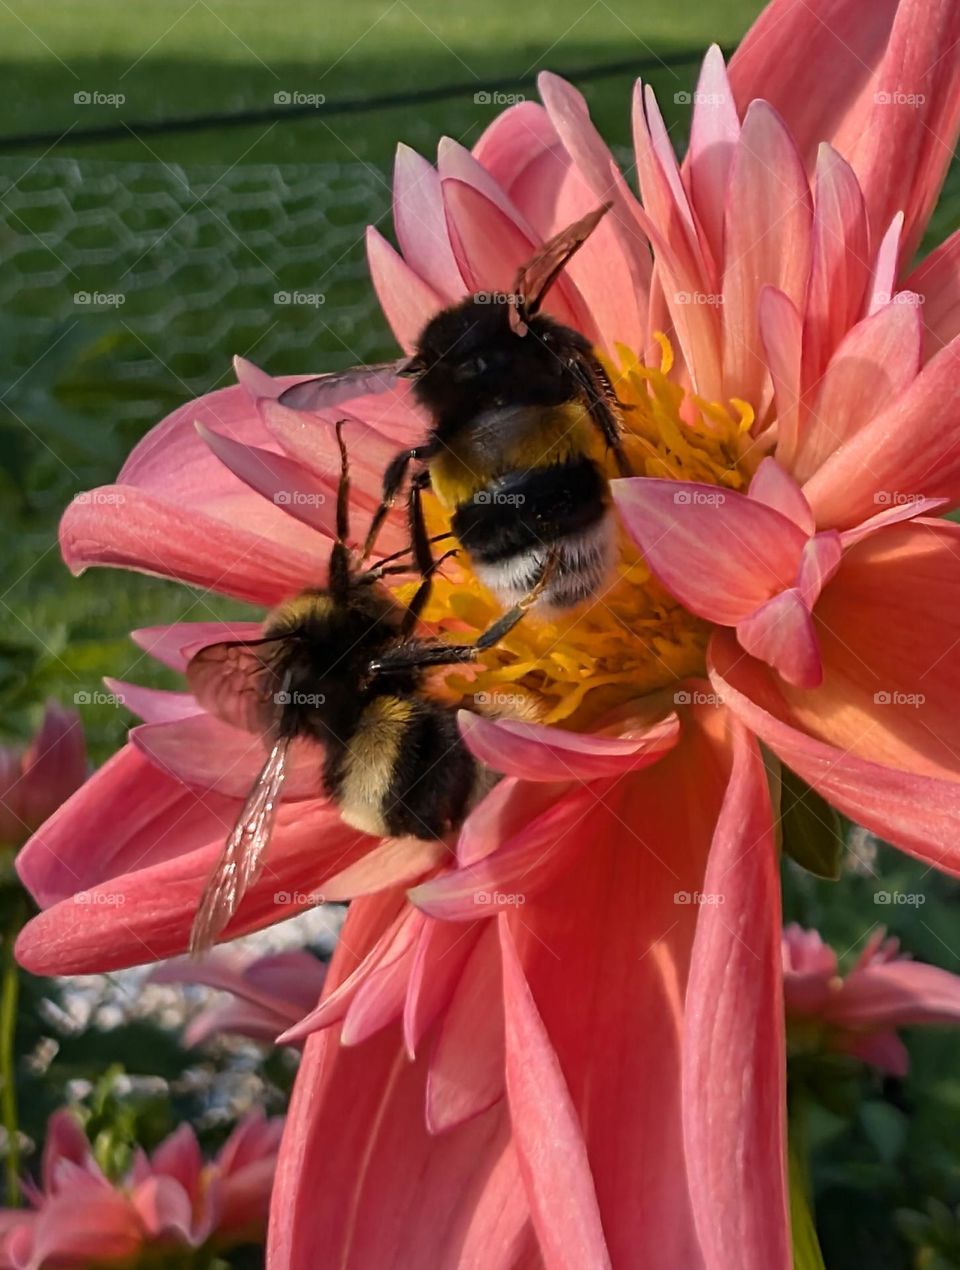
top-left (430, 402), bottom-right (615, 610)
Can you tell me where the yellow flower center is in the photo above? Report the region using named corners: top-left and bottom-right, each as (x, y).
top-left (399, 336), bottom-right (757, 729)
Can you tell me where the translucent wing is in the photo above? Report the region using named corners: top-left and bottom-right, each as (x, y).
top-left (188, 736), bottom-right (291, 955)
top-left (510, 203), bottom-right (611, 332)
top-left (278, 361), bottom-right (403, 411)
top-left (186, 638), bottom-right (285, 735)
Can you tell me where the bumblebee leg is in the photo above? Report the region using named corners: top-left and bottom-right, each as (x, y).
top-left (571, 354), bottom-right (633, 476)
top-left (370, 553), bottom-right (557, 673)
top-left (361, 444), bottom-right (434, 561)
top-left (408, 469), bottom-right (435, 577)
top-left (399, 547), bottom-right (460, 637)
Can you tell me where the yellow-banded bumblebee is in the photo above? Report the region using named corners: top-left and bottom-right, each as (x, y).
top-left (186, 425), bottom-right (541, 953)
top-left (282, 205), bottom-right (630, 612)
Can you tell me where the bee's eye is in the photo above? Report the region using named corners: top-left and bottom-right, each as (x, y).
top-left (453, 355), bottom-right (488, 381)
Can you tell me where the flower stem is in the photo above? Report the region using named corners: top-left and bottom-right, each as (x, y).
top-left (0, 899), bottom-right (24, 1207)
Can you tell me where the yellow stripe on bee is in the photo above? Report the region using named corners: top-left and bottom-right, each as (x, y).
top-left (428, 402), bottom-right (602, 510)
top-left (264, 591), bottom-right (334, 636)
top-left (338, 695), bottom-right (413, 837)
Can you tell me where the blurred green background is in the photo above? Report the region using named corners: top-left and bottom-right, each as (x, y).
top-left (2, 3), bottom-right (960, 1266)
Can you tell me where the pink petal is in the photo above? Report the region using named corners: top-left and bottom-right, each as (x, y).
top-left (103, 681), bottom-right (195, 725)
top-left (441, 178), bottom-right (594, 337)
top-left (721, 102), bottom-right (811, 409)
top-left (833, 959), bottom-right (960, 1029)
top-left (196, 423), bottom-right (339, 539)
top-left (403, 918), bottom-right (482, 1060)
top-left (839, 498), bottom-right (948, 548)
top-left (793, 299), bottom-right (922, 483)
top-left (708, 628), bottom-right (960, 875)
top-left (130, 621), bottom-right (264, 673)
top-left (392, 143), bottom-right (462, 300)
top-left (426, 925), bottom-right (505, 1134)
top-left (150, 1125), bottom-right (202, 1195)
top-left (612, 477), bottom-right (807, 625)
top-left (683, 45), bottom-right (740, 271)
top-left (758, 287), bottom-right (803, 466)
top-left (366, 225), bottom-right (445, 352)
top-left (131, 1175), bottom-right (198, 1246)
top-left (748, 458), bottom-right (814, 534)
top-left (803, 336), bottom-right (960, 527)
top-left (16, 803), bottom-right (368, 974)
top-left (458, 710), bottom-right (678, 782)
top-left (16, 743), bottom-right (241, 908)
top-left (833, 0), bottom-right (960, 261)
top-left (537, 72), bottom-right (652, 318)
top-left (60, 486), bottom-right (325, 606)
top-left (802, 144), bottom-right (870, 392)
top-left (843, 1030), bottom-right (909, 1077)
top-left (499, 918), bottom-right (611, 1270)
top-left (16, 703), bottom-right (87, 832)
top-left (682, 722), bottom-right (789, 1270)
top-left (728, 0), bottom-right (900, 170)
top-left (865, 212), bottom-right (904, 316)
top-left (20, 1191), bottom-right (145, 1269)
top-left (131, 714), bottom-right (324, 800)
top-left (410, 783), bottom-right (597, 921)
top-left (906, 226), bottom-right (960, 363)
top-left (736, 589), bottom-right (823, 689)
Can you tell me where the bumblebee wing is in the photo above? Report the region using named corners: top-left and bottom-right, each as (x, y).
top-left (567, 351), bottom-right (631, 476)
top-left (278, 361), bottom-right (403, 411)
top-left (189, 736), bottom-right (291, 955)
top-left (186, 638), bottom-right (285, 734)
top-left (511, 203), bottom-right (612, 328)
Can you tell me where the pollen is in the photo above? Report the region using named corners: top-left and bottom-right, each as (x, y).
top-left (398, 336), bottom-right (757, 729)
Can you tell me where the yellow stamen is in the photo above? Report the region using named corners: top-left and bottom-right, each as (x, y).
top-left (396, 337), bottom-right (757, 729)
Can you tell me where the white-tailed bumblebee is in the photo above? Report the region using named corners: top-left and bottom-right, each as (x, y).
top-left (186, 424), bottom-right (542, 953)
top-left (281, 205), bottom-right (630, 611)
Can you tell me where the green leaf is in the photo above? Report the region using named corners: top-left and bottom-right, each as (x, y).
top-left (789, 1141), bottom-right (826, 1270)
top-left (780, 765), bottom-right (844, 881)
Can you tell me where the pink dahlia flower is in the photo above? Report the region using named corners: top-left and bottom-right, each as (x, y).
top-left (0, 1109), bottom-right (282, 1269)
top-left (0, 704), bottom-right (85, 852)
top-left (783, 924), bottom-right (960, 1078)
top-left (150, 948), bottom-right (327, 1047)
top-left (14, 0), bottom-right (960, 1266)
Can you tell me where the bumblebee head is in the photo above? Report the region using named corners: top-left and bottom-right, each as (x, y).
top-left (403, 296), bottom-right (582, 429)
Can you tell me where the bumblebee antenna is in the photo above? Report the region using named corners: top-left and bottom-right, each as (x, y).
top-left (510, 203), bottom-right (611, 335)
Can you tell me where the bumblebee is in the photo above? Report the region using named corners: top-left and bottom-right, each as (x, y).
top-left (186, 424), bottom-right (541, 953)
top-left (281, 205), bottom-right (630, 611)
